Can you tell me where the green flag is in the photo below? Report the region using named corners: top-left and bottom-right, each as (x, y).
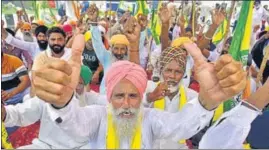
top-left (150, 1), bottom-right (162, 45)
top-left (222, 1), bottom-right (254, 113)
top-left (135, 1), bottom-right (149, 17)
top-left (229, 1), bottom-right (254, 65)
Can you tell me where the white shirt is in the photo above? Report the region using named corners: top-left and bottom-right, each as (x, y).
top-left (172, 25), bottom-right (181, 40)
top-left (143, 80), bottom-right (198, 149)
top-left (47, 96), bottom-right (213, 149)
top-left (4, 92), bottom-right (106, 149)
top-left (207, 40), bottom-right (225, 62)
top-left (46, 96), bottom-right (259, 149)
top-left (5, 33), bottom-right (43, 60)
top-left (199, 103), bottom-right (259, 149)
top-left (76, 91), bottom-right (108, 106)
top-left (143, 81), bottom-right (198, 112)
top-left (252, 6), bottom-right (269, 27)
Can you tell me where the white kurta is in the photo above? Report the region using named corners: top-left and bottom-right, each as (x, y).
top-left (5, 33), bottom-right (42, 60)
top-left (76, 91), bottom-right (108, 106)
top-left (4, 92), bottom-right (107, 149)
top-left (143, 81), bottom-right (198, 110)
top-left (143, 80), bottom-right (198, 149)
top-left (47, 96), bottom-right (214, 149)
top-left (46, 96), bottom-right (260, 149)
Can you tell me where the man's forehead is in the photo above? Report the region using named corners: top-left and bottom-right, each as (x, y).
top-left (49, 33), bottom-right (65, 38)
top-left (164, 60), bottom-right (182, 67)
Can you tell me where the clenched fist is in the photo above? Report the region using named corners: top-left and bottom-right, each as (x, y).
top-left (32, 35), bottom-right (85, 107)
top-left (183, 42), bottom-right (247, 110)
top-left (87, 4), bottom-right (99, 22)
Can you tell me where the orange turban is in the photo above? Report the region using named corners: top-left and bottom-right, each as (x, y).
top-left (36, 20), bottom-right (45, 26)
top-left (21, 22), bottom-right (31, 30)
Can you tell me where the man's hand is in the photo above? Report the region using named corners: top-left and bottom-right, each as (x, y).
top-left (148, 82), bottom-right (169, 103)
top-left (1, 20), bottom-right (8, 40)
top-left (87, 4), bottom-right (99, 22)
top-left (33, 35), bottom-right (85, 107)
top-left (1, 102), bottom-right (6, 121)
top-left (16, 20), bottom-right (24, 29)
top-left (158, 3), bottom-right (171, 25)
top-left (123, 16), bottom-right (141, 50)
top-left (119, 11), bottom-right (131, 25)
top-left (211, 9), bottom-right (226, 26)
top-left (137, 14), bottom-right (148, 31)
top-left (183, 43), bottom-right (247, 110)
top-left (1, 90), bottom-right (14, 101)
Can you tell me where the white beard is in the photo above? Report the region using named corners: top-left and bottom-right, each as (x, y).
top-left (160, 75), bottom-right (180, 93)
top-left (23, 32), bottom-right (34, 42)
top-left (75, 88), bottom-right (87, 107)
top-left (111, 104), bottom-right (140, 139)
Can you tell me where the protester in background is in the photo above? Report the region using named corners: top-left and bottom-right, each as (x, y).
top-left (75, 65), bottom-right (107, 107)
top-left (1, 52), bottom-right (30, 105)
top-left (87, 4), bottom-right (141, 94)
top-left (2, 22), bottom-right (49, 60)
top-left (2, 28), bottom-right (33, 70)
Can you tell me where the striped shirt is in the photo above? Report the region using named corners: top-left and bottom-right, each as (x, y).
top-left (2, 53), bottom-right (28, 90)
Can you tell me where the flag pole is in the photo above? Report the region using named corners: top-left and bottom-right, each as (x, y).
top-left (20, 0), bottom-right (30, 23)
top-left (191, 0), bottom-right (196, 37)
top-left (219, 1), bottom-right (236, 54)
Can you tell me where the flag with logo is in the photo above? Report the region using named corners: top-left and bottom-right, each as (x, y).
top-left (225, 1), bottom-right (254, 111)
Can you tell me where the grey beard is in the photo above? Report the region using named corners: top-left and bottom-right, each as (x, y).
top-left (111, 54), bottom-right (129, 63)
top-left (111, 104), bottom-right (140, 139)
top-left (23, 34), bottom-right (34, 42)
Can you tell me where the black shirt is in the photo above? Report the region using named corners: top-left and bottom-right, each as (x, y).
top-left (82, 48), bottom-right (99, 72)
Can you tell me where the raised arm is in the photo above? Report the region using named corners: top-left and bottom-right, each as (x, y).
top-left (2, 21), bottom-right (37, 55)
top-left (197, 9), bottom-right (225, 51)
top-left (123, 16), bottom-right (141, 65)
top-left (199, 79), bottom-right (269, 148)
top-left (87, 4), bottom-right (111, 65)
top-left (159, 3), bottom-right (171, 51)
top-left (151, 42), bottom-right (248, 142)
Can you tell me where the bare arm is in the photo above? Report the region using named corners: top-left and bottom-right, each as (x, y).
top-left (124, 17), bottom-right (141, 65)
top-left (159, 4), bottom-right (171, 51)
top-left (197, 10), bottom-right (225, 51)
top-left (10, 75), bottom-right (30, 97)
top-left (65, 36), bottom-right (75, 48)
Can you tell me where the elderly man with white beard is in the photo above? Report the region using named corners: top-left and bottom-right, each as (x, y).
top-left (142, 46), bottom-right (198, 149)
top-left (29, 37), bottom-right (265, 149)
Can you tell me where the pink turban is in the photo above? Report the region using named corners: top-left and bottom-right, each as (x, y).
top-left (105, 61), bottom-right (148, 101)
